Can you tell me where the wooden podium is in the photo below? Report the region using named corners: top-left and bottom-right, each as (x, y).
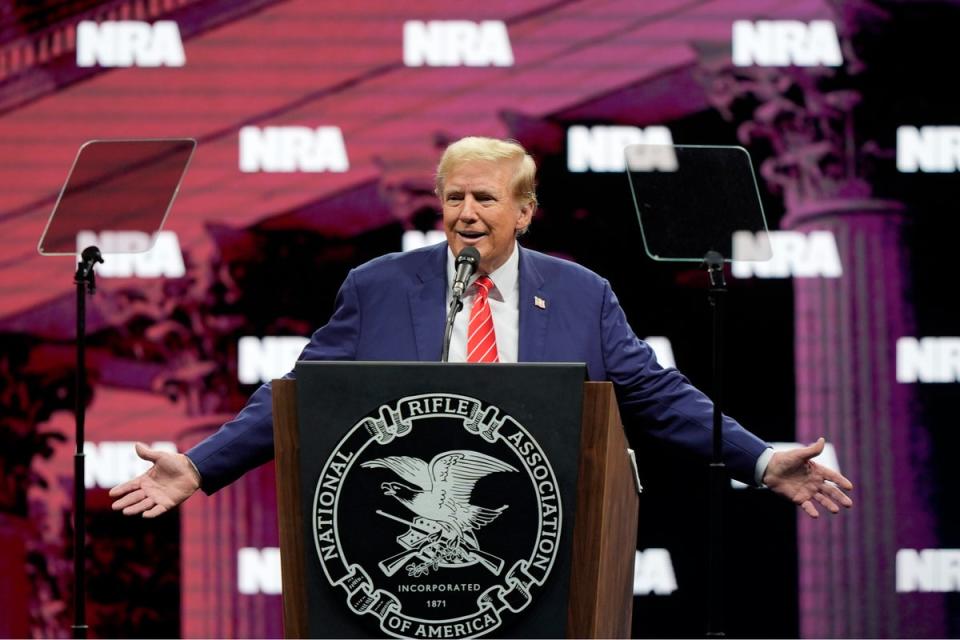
top-left (272, 365), bottom-right (639, 639)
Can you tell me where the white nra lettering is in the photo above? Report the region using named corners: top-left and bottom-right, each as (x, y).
top-left (731, 230), bottom-right (842, 279)
top-left (237, 336), bottom-right (310, 385)
top-left (402, 230), bottom-right (446, 252)
top-left (644, 336), bottom-right (676, 369)
top-left (634, 548), bottom-right (677, 595)
top-left (76, 21), bottom-right (185, 68)
top-left (237, 547), bottom-right (282, 595)
top-left (897, 549), bottom-right (960, 592)
top-left (896, 337), bottom-right (960, 383)
top-left (732, 20), bottom-right (842, 67)
top-left (239, 126), bottom-right (349, 173)
top-left (896, 126), bottom-right (960, 173)
top-left (403, 20), bottom-right (514, 67)
top-left (84, 441), bottom-right (177, 489)
top-left (75, 231), bottom-right (185, 278)
top-left (567, 125), bottom-right (676, 173)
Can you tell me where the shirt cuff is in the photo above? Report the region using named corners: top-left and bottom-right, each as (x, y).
top-left (754, 447), bottom-right (775, 487)
top-left (185, 452), bottom-right (203, 485)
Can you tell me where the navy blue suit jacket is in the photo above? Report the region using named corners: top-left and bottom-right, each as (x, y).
top-left (187, 242), bottom-right (768, 492)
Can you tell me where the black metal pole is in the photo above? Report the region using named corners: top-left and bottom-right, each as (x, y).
top-left (704, 250), bottom-right (726, 638)
top-left (73, 246), bottom-right (102, 640)
top-left (441, 296), bottom-right (464, 362)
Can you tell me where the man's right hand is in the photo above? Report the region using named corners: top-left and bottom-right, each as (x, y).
top-left (109, 442), bottom-right (201, 518)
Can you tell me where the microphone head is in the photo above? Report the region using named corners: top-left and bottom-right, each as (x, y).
top-left (456, 246), bottom-right (481, 267)
top-left (452, 246), bottom-right (481, 297)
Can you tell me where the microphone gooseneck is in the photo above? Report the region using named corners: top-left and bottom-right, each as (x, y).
top-left (441, 246), bottom-right (481, 362)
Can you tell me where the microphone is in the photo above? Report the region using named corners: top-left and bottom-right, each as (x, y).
top-left (441, 246), bottom-right (481, 362)
top-left (451, 246), bottom-right (480, 297)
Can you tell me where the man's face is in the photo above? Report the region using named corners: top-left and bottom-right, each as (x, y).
top-left (441, 159), bottom-right (533, 274)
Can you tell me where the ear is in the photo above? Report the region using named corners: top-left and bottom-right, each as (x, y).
top-left (515, 200), bottom-right (534, 232)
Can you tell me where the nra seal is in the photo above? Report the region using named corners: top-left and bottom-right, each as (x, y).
top-left (311, 393), bottom-right (562, 639)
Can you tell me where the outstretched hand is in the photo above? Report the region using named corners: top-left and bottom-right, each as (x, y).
top-left (109, 442), bottom-right (201, 518)
top-left (763, 437), bottom-right (853, 519)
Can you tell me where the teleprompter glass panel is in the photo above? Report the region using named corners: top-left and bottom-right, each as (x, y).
top-left (38, 138), bottom-right (196, 256)
top-left (625, 144), bottom-right (772, 263)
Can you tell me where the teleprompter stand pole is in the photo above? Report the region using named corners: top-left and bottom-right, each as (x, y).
top-left (73, 246), bottom-right (102, 640)
top-left (704, 250), bottom-right (727, 638)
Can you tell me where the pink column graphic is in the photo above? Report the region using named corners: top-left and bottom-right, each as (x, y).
top-left (783, 199), bottom-right (942, 638)
top-left (181, 457), bottom-right (283, 639)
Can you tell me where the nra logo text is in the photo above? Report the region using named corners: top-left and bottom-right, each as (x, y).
top-left (897, 337), bottom-right (960, 383)
top-left (897, 549), bottom-right (960, 592)
top-left (239, 126), bottom-right (349, 173)
top-left (732, 20), bottom-right (842, 67)
top-left (76, 21), bottom-right (185, 68)
top-left (238, 336), bottom-right (310, 384)
top-left (732, 230), bottom-right (842, 279)
top-left (402, 230), bottom-right (446, 252)
top-left (238, 547), bottom-right (282, 595)
top-left (403, 20), bottom-right (513, 67)
top-left (897, 126), bottom-right (960, 173)
top-left (634, 548), bottom-right (677, 595)
top-left (567, 125), bottom-right (676, 173)
top-left (76, 231), bottom-right (185, 278)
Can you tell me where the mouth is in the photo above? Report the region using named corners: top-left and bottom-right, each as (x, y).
top-left (456, 230), bottom-right (487, 244)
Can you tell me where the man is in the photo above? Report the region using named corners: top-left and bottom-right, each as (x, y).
top-left (111, 136), bottom-right (853, 519)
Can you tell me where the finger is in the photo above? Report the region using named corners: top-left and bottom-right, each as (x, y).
top-left (134, 442), bottom-right (162, 463)
top-left (798, 437), bottom-right (826, 460)
top-left (800, 500), bottom-right (819, 518)
top-left (782, 439), bottom-right (823, 466)
top-left (814, 492), bottom-right (840, 514)
top-left (122, 498), bottom-right (156, 516)
top-left (822, 467), bottom-right (854, 491)
top-left (822, 483), bottom-right (853, 508)
top-left (142, 504), bottom-right (168, 518)
top-left (108, 478), bottom-right (141, 497)
top-left (112, 489), bottom-right (146, 510)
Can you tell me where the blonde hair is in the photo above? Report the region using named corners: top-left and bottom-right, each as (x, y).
top-left (435, 137), bottom-right (538, 210)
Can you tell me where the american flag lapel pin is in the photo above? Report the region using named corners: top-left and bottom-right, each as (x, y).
top-left (534, 296), bottom-right (546, 309)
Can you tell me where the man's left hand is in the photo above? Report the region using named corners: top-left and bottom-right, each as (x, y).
top-left (763, 437), bottom-right (854, 518)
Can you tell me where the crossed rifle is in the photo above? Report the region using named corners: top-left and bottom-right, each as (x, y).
top-left (375, 510), bottom-right (505, 577)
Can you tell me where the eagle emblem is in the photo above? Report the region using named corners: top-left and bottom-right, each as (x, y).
top-left (361, 450), bottom-right (517, 577)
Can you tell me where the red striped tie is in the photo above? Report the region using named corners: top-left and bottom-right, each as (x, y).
top-left (466, 276), bottom-right (499, 363)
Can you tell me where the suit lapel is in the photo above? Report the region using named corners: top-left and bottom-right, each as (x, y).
top-left (518, 247), bottom-right (548, 363)
top-left (409, 243), bottom-right (448, 361)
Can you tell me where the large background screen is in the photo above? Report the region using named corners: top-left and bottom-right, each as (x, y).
top-left (1, 1), bottom-right (958, 637)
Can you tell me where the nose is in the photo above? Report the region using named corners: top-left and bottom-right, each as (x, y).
top-left (459, 196), bottom-right (480, 222)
